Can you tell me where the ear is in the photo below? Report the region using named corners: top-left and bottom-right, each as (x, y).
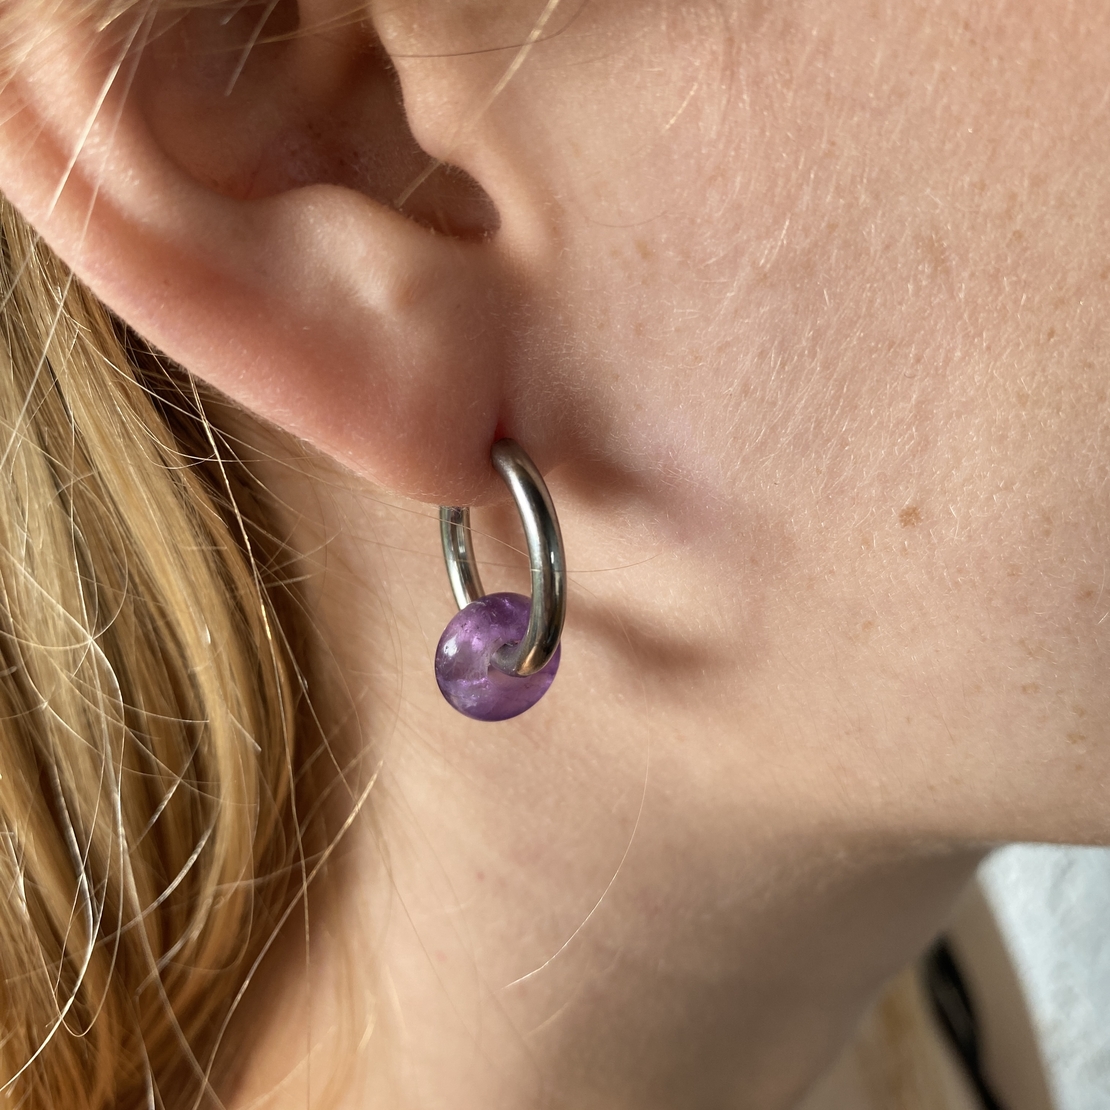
top-left (0, 0), bottom-right (539, 503)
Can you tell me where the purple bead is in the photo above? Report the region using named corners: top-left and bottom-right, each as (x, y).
top-left (435, 592), bottom-right (560, 721)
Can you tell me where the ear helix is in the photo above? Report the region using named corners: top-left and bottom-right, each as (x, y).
top-left (435, 440), bottom-right (565, 721)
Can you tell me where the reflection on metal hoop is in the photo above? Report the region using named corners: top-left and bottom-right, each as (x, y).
top-left (439, 440), bottom-right (566, 678)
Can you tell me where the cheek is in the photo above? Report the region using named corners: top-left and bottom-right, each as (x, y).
top-left (535, 0), bottom-right (1110, 532)
top-left (507, 2), bottom-right (1110, 832)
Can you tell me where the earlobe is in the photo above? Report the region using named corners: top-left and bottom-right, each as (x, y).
top-left (0, 0), bottom-right (516, 504)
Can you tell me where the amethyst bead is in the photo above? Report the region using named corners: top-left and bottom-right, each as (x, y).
top-left (435, 592), bottom-right (560, 721)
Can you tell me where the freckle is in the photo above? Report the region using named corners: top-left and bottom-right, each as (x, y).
top-left (1046, 327), bottom-right (1056, 341)
top-left (635, 238), bottom-right (653, 260)
top-left (1021, 682), bottom-right (1040, 695)
top-left (917, 231), bottom-right (951, 277)
top-left (1008, 564), bottom-right (1023, 577)
top-left (862, 620), bottom-right (874, 633)
top-left (1067, 732), bottom-right (1086, 746)
top-left (1078, 586), bottom-right (1096, 601)
top-left (899, 505), bottom-right (922, 528)
top-left (1073, 706), bottom-right (1087, 719)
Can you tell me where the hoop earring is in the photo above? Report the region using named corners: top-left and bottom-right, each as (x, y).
top-left (435, 440), bottom-right (566, 721)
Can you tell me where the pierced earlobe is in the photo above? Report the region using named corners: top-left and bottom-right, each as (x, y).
top-left (0, 0), bottom-right (520, 504)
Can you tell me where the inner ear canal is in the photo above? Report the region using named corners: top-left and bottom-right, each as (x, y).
top-left (135, 0), bottom-right (499, 240)
top-left (395, 154), bottom-right (502, 242)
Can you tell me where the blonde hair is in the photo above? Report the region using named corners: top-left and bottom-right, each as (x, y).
top-left (0, 197), bottom-right (308, 1109)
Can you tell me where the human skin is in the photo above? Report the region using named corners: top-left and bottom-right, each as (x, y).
top-left (0, 0), bottom-right (1108, 1107)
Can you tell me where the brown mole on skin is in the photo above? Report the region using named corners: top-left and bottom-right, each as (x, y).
top-left (899, 505), bottom-right (923, 528)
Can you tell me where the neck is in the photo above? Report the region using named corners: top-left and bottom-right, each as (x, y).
top-left (211, 436), bottom-right (982, 1110)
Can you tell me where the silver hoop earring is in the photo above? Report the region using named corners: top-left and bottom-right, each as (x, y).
top-left (435, 440), bottom-right (566, 721)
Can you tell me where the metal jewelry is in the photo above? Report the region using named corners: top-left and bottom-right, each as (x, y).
top-left (435, 439), bottom-right (566, 721)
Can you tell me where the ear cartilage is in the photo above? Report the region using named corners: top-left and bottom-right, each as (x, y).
top-left (436, 440), bottom-right (565, 721)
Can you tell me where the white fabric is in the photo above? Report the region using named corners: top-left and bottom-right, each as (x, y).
top-left (979, 845), bottom-right (1110, 1110)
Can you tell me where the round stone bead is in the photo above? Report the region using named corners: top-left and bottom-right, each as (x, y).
top-left (435, 592), bottom-right (561, 721)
